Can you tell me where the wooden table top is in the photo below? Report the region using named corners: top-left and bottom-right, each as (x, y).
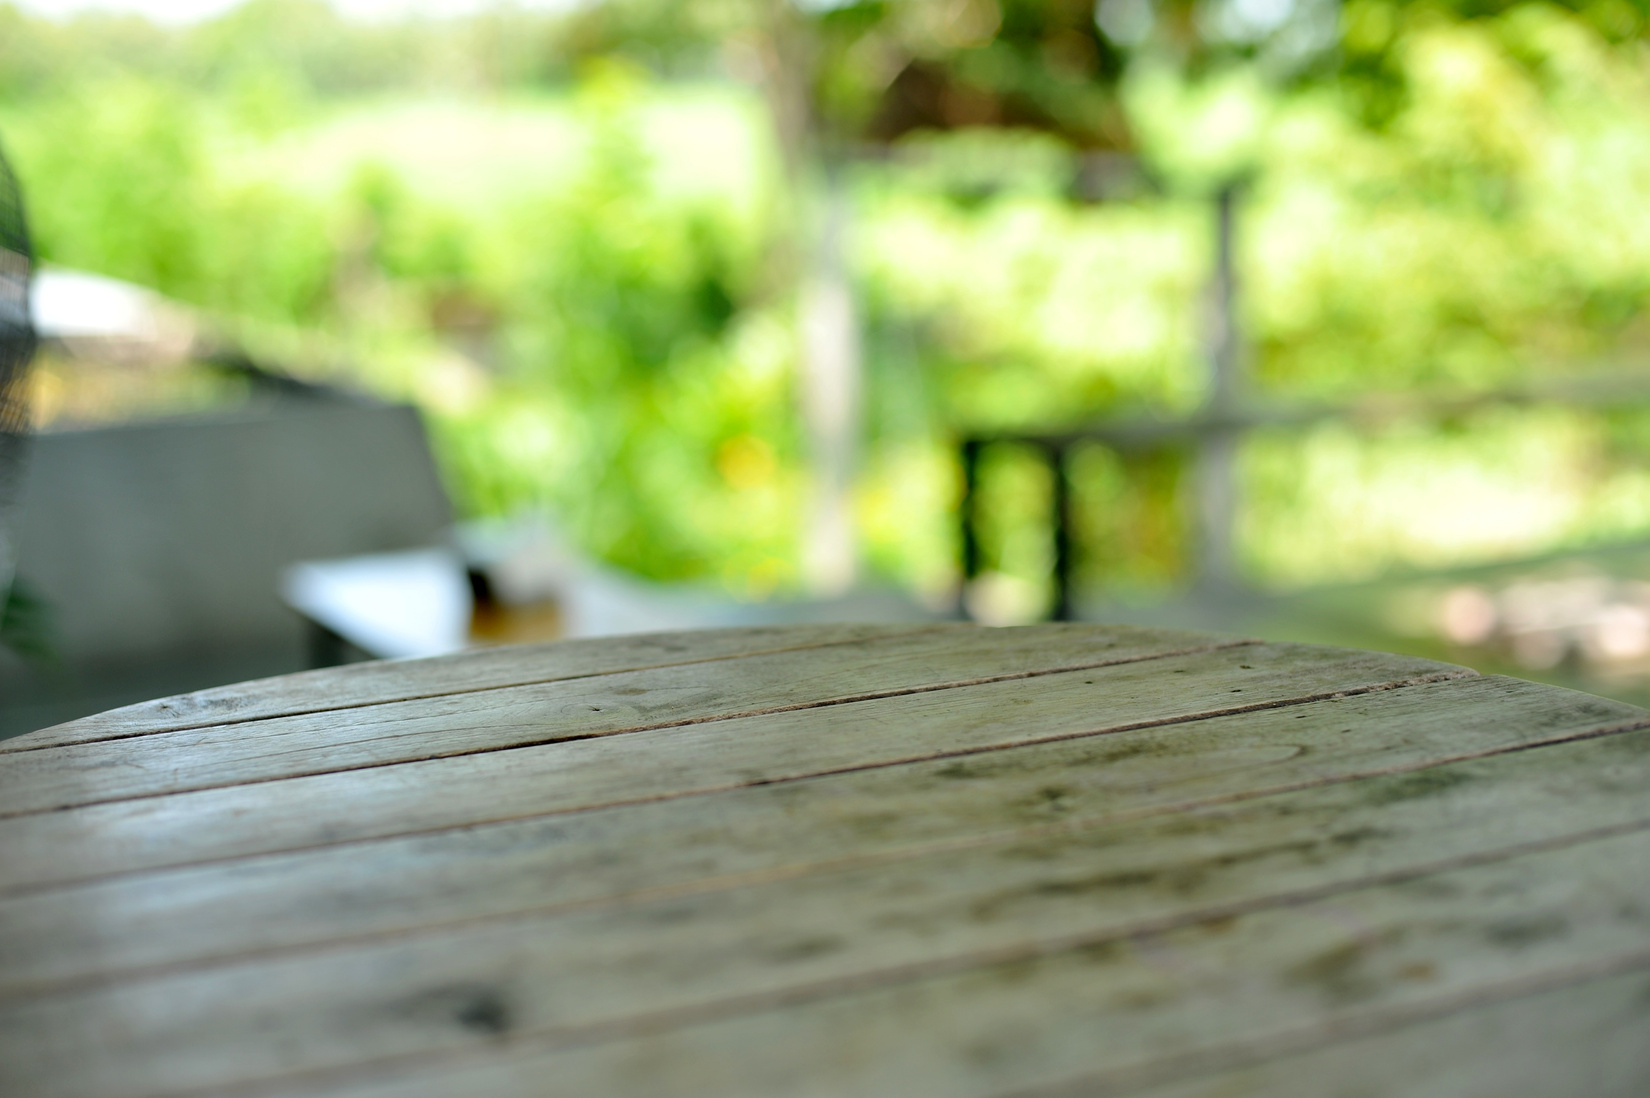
top-left (3, 623), bottom-right (1649, 1098)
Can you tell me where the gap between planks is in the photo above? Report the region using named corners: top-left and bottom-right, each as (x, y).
top-left (516, 817), bottom-right (1650, 1051)
top-left (0, 658), bottom-right (1489, 897)
top-left (3, 634), bottom-right (1636, 1096)
top-left (0, 624), bottom-right (962, 753)
top-left (1005, 950), bottom-right (1650, 1098)
top-left (287, 942), bottom-right (1650, 1096)
top-left (230, 957), bottom-right (1650, 1098)
top-left (6, 684), bottom-right (1645, 1002)
top-left (6, 682), bottom-right (1646, 1097)
top-left (1087, 964), bottom-right (1650, 1098)
top-left (70, 824), bottom-right (1650, 1098)
top-left (18, 776), bottom-right (1650, 1003)
top-left (0, 635), bottom-right (1266, 820)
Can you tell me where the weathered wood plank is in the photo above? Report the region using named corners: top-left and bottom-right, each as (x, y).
top-left (0, 643), bottom-right (1467, 892)
top-left (0, 675), bottom-right (1638, 997)
top-left (1113, 968), bottom-right (1650, 1098)
top-left (7, 805), bottom-right (1648, 1098)
top-left (285, 965), bottom-right (1650, 1098)
top-left (0, 624), bottom-right (1257, 817)
top-left (3, 624), bottom-right (955, 751)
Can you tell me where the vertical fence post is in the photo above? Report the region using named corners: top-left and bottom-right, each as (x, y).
top-left (1049, 441), bottom-right (1074, 622)
top-left (1208, 182), bottom-right (1242, 411)
top-left (1195, 180), bottom-right (1243, 594)
top-left (959, 437), bottom-right (982, 617)
top-left (799, 170), bottom-right (863, 596)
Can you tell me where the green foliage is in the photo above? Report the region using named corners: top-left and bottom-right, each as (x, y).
top-left (855, 178), bottom-right (1209, 426)
top-left (1068, 443), bottom-right (1189, 593)
top-left (856, 5), bottom-right (1650, 594)
top-left (6, 1), bottom-right (1650, 604)
top-left (0, 0), bottom-right (576, 98)
top-left (12, 80), bottom-right (212, 297)
top-left (1240, 405), bottom-right (1650, 587)
top-left (3, 78), bottom-right (336, 325)
top-left (810, 0), bottom-right (1126, 145)
top-left (1243, 5), bottom-right (1650, 398)
top-left (460, 81), bottom-right (801, 586)
top-left (0, 576), bottom-right (54, 662)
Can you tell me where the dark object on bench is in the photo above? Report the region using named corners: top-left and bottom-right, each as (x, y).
top-left (0, 131), bottom-right (37, 611)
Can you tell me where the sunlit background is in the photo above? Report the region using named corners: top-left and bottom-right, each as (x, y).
top-left (8, 0), bottom-right (1650, 733)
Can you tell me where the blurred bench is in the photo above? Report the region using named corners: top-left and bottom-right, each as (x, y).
top-left (0, 391), bottom-right (450, 737)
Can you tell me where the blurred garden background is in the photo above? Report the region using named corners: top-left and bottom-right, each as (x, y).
top-left (11, 0), bottom-right (1650, 716)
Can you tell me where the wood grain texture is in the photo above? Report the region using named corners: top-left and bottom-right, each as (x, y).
top-left (262, 967), bottom-right (1650, 1098)
top-left (0, 624), bottom-right (1644, 1098)
top-left (2, 623), bottom-right (953, 752)
top-left (0, 639), bottom-right (1459, 893)
top-left (82, 827), bottom-right (1650, 1098)
top-left (1113, 968), bottom-right (1650, 1098)
top-left (0, 623), bottom-right (1246, 817)
top-left (0, 675), bottom-right (1638, 998)
top-left (5, 725), bottom-right (1650, 1098)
